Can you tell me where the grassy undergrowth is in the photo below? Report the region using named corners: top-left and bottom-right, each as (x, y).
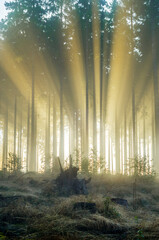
top-left (0, 172), bottom-right (159, 239)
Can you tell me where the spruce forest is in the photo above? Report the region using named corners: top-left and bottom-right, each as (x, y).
top-left (0, 0), bottom-right (159, 239)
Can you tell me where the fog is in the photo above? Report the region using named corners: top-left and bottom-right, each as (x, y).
top-left (0, 0), bottom-right (158, 174)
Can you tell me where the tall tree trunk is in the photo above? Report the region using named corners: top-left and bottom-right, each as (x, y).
top-left (26, 100), bottom-right (30, 172)
top-left (100, 29), bottom-right (104, 161)
top-left (84, 3), bottom-right (89, 158)
top-left (151, 0), bottom-right (159, 169)
top-left (85, 51), bottom-right (89, 158)
top-left (14, 96), bottom-right (17, 157)
top-left (69, 111), bottom-right (73, 156)
top-left (45, 94), bottom-right (50, 171)
top-left (18, 99), bottom-right (22, 169)
top-left (30, 64), bottom-right (36, 171)
top-left (108, 133), bottom-right (110, 172)
top-left (53, 94), bottom-right (57, 170)
top-left (129, 122), bottom-right (132, 174)
top-left (76, 110), bottom-right (79, 166)
top-left (143, 100), bottom-right (146, 157)
top-left (3, 102), bottom-right (8, 170)
top-left (59, 0), bottom-right (64, 165)
top-left (115, 108), bottom-right (120, 173)
top-left (152, 99), bottom-right (155, 162)
top-left (131, 1), bottom-right (136, 157)
top-left (124, 111), bottom-right (127, 174)
top-left (92, 73), bottom-right (97, 171)
top-left (60, 78), bottom-right (64, 164)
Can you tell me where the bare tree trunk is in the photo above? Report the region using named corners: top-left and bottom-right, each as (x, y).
top-left (131, 1), bottom-right (136, 158)
top-left (53, 94), bottom-right (57, 170)
top-left (30, 64), bottom-right (36, 171)
top-left (14, 96), bottom-right (17, 156)
top-left (26, 100), bottom-right (30, 172)
top-left (152, 99), bottom-right (155, 162)
top-left (115, 108), bottom-right (120, 173)
top-left (60, 78), bottom-right (64, 164)
top-left (69, 111), bottom-right (73, 157)
top-left (100, 31), bottom-right (104, 161)
top-left (76, 110), bottom-right (79, 166)
top-left (85, 57), bottom-right (89, 158)
top-left (143, 100), bottom-right (146, 157)
top-left (45, 93), bottom-right (50, 171)
top-left (129, 122), bottom-right (132, 174)
top-left (59, 0), bottom-right (64, 165)
top-left (124, 111), bottom-right (127, 174)
top-left (18, 98), bottom-right (22, 169)
top-left (108, 133), bottom-right (110, 172)
top-left (3, 102), bottom-right (8, 170)
top-left (92, 73), bottom-right (97, 171)
top-left (84, 5), bottom-right (89, 158)
top-left (151, 0), bottom-right (159, 169)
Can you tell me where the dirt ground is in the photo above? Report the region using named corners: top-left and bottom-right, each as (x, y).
top-left (0, 172), bottom-right (159, 240)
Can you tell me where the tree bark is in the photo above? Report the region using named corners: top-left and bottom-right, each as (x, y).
top-left (45, 93), bottom-right (50, 171)
top-left (3, 102), bottom-right (8, 170)
top-left (151, 0), bottom-right (159, 169)
top-left (14, 96), bottom-right (17, 156)
top-left (26, 100), bottom-right (30, 172)
top-left (115, 108), bottom-right (120, 173)
top-left (53, 93), bottom-right (57, 166)
top-left (30, 64), bottom-right (36, 171)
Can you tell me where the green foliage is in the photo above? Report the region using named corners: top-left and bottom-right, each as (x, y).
top-left (103, 197), bottom-right (120, 219)
top-left (89, 148), bottom-right (98, 174)
top-left (81, 156), bottom-right (89, 174)
top-left (6, 152), bottom-right (21, 172)
top-left (0, 232), bottom-right (6, 240)
top-left (136, 229), bottom-right (144, 240)
top-left (134, 216), bottom-right (139, 224)
top-left (126, 155), bottom-right (156, 179)
top-left (72, 149), bottom-right (81, 168)
top-left (100, 156), bottom-right (106, 173)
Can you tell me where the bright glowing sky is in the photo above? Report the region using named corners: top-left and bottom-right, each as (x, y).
top-left (0, 0), bottom-right (114, 21)
top-left (0, 0), bottom-right (7, 20)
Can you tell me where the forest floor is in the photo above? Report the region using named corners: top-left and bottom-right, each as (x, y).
top-left (0, 171), bottom-right (159, 240)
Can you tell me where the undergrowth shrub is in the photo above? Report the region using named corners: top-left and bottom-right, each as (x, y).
top-left (5, 152), bottom-right (21, 173)
top-left (104, 197), bottom-right (120, 219)
top-left (126, 155), bottom-right (156, 180)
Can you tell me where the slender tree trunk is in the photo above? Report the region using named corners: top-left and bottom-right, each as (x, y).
top-left (53, 94), bottom-right (57, 169)
top-left (59, 0), bottom-right (64, 165)
top-left (18, 99), bottom-right (22, 169)
top-left (60, 78), bottom-right (64, 164)
top-left (92, 73), bottom-right (97, 170)
top-left (85, 13), bottom-right (89, 158)
top-left (3, 102), bottom-right (8, 170)
top-left (85, 58), bottom-right (89, 158)
top-left (30, 64), bottom-right (36, 171)
top-left (26, 100), bottom-right (30, 172)
top-left (124, 112), bottom-right (127, 174)
top-left (131, 1), bottom-right (136, 158)
top-left (69, 111), bottom-right (73, 156)
top-left (115, 108), bottom-right (120, 173)
top-left (14, 96), bottom-right (17, 157)
top-left (151, 1), bottom-right (159, 169)
top-left (45, 94), bottom-right (50, 171)
top-left (129, 122), bottom-right (132, 174)
top-left (100, 31), bottom-right (104, 160)
top-left (152, 99), bottom-right (155, 162)
top-left (76, 110), bottom-right (79, 166)
top-left (108, 133), bottom-right (110, 172)
top-left (143, 101), bottom-right (146, 157)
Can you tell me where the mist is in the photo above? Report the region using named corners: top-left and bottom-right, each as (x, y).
top-left (0, 0), bottom-right (159, 239)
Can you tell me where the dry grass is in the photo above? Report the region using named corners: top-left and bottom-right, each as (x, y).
top-left (0, 173), bottom-right (159, 239)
